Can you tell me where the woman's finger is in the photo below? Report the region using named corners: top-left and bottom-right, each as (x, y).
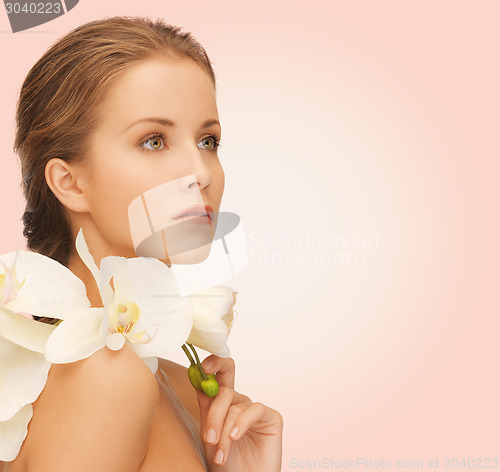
top-left (197, 386), bottom-right (249, 445)
top-left (214, 402), bottom-right (252, 465)
top-left (201, 355), bottom-right (235, 389)
top-left (226, 402), bottom-right (284, 438)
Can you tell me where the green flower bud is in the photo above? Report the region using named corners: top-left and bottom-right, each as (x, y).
top-left (188, 364), bottom-right (203, 391)
top-left (201, 377), bottom-right (219, 397)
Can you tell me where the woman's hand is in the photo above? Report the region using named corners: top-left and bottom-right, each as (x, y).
top-left (195, 355), bottom-right (283, 472)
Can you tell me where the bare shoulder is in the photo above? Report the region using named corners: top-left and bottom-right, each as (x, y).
top-left (22, 345), bottom-right (159, 472)
top-left (157, 358), bottom-right (200, 426)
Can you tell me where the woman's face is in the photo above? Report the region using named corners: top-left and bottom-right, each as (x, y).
top-left (74, 57), bottom-right (224, 264)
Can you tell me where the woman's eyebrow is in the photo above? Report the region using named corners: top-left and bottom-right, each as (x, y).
top-left (123, 117), bottom-right (220, 132)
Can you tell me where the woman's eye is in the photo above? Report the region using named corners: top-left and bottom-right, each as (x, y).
top-left (140, 133), bottom-right (220, 152)
top-left (198, 135), bottom-right (219, 151)
top-left (141, 134), bottom-right (165, 151)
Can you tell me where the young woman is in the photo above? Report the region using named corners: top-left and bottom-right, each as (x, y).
top-left (1, 16), bottom-right (283, 471)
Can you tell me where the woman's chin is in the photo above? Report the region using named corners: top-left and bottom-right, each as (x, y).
top-left (168, 243), bottom-right (212, 265)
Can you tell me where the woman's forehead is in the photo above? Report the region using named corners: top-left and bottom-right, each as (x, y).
top-left (99, 58), bottom-right (218, 130)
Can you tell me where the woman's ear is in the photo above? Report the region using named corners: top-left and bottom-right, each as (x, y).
top-left (45, 158), bottom-right (91, 213)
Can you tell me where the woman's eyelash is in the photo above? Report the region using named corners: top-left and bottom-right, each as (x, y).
top-left (139, 132), bottom-right (223, 152)
top-left (139, 132), bottom-right (167, 151)
top-left (206, 134), bottom-right (223, 151)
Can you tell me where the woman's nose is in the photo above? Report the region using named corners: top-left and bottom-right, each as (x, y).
top-left (182, 146), bottom-right (212, 190)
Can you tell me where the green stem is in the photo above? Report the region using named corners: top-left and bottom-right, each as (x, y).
top-left (181, 344), bottom-right (196, 365)
top-left (187, 343), bottom-right (208, 380)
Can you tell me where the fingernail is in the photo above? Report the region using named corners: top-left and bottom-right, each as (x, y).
top-left (206, 428), bottom-right (216, 443)
top-left (229, 426), bottom-right (239, 439)
top-left (203, 360), bottom-right (213, 371)
top-left (215, 449), bottom-right (224, 464)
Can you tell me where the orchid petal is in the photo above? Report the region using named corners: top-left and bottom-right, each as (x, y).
top-left (0, 307), bottom-right (55, 353)
top-left (0, 404), bottom-right (33, 462)
top-left (128, 340), bottom-right (157, 358)
top-left (113, 257), bottom-right (181, 302)
top-left (144, 316), bottom-right (192, 359)
top-left (119, 302), bottom-right (140, 326)
top-left (187, 286), bottom-right (237, 317)
top-left (106, 332), bottom-right (125, 351)
top-left (222, 309), bottom-right (238, 329)
top-left (107, 305), bottom-right (119, 330)
top-left (125, 328), bottom-right (147, 343)
top-left (75, 228), bottom-right (113, 306)
top-left (101, 256), bottom-right (134, 301)
top-left (45, 308), bottom-right (105, 363)
top-left (213, 344), bottom-right (231, 358)
top-left (135, 302), bottom-right (192, 359)
top-left (99, 255), bottom-right (127, 307)
top-left (75, 228), bottom-right (100, 284)
top-left (0, 336), bottom-right (50, 422)
top-left (0, 250), bottom-right (90, 319)
top-left (108, 257), bottom-right (193, 358)
top-left (185, 304), bottom-right (231, 354)
top-left (0, 251), bottom-right (24, 305)
top-left (186, 329), bottom-right (229, 355)
top-left (183, 286), bottom-right (238, 356)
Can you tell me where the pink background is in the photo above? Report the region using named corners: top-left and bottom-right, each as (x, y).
top-left (1, 1), bottom-right (499, 470)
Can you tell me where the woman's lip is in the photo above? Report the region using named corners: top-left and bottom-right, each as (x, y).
top-left (173, 203), bottom-right (214, 220)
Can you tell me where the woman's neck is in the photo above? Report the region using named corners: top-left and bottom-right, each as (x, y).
top-left (66, 223), bottom-right (172, 308)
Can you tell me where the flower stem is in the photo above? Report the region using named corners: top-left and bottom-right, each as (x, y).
top-left (181, 344), bottom-right (196, 365)
top-left (187, 343), bottom-right (208, 380)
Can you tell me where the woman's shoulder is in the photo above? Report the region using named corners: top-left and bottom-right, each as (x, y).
top-left (18, 344), bottom-right (159, 472)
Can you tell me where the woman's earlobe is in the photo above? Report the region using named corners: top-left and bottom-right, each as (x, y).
top-left (45, 158), bottom-right (90, 213)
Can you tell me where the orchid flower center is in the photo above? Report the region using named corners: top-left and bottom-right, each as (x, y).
top-left (108, 301), bottom-right (157, 344)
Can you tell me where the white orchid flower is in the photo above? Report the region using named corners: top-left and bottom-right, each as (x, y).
top-left (0, 252), bottom-right (27, 317)
top-left (0, 308), bottom-right (56, 461)
top-left (0, 401), bottom-right (33, 462)
top-left (0, 249), bottom-right (90, 461)
top-left (185, 285), bottom-right (238, 358)
top-left (45, 228), bottom-right (194, 374)
top-left (0, 248), bottom-right (90, 320)
top-left (0, 308), bottom-right (55, 419)
top-left (0, 321), bottom-right (53, 461)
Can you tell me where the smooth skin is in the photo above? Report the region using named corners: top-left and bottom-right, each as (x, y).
top-left (15, 344), bottom-right (160, 472)
top-left (40, 56), bottom-right (283, 471)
